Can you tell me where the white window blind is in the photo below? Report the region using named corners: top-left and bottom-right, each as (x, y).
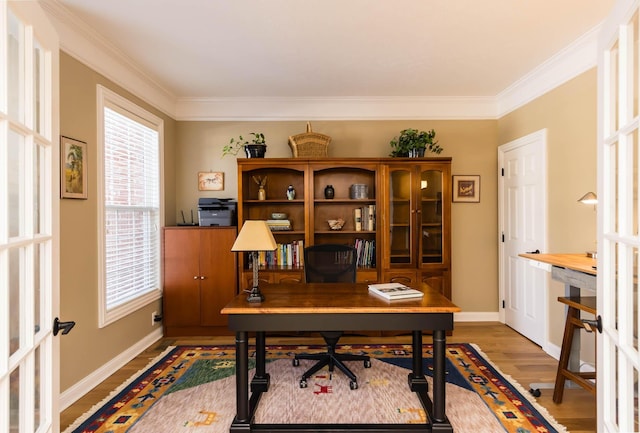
top-left (103, 105), bottom-right (160, 310)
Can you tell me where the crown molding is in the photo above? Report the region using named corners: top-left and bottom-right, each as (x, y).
top-left (42, 0), bottom-right (601, 122)
top-left (496, 24), bottom-right (601, 117)
top-left (41, 0), bottom-right (177, 118)
top-left (174, 96), bottom-right (498, 121)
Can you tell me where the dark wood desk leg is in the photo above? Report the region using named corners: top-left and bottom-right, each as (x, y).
top-left (432, 329), bottom-right (446, 423)
top-left (251, 331), bottom-right (270, 392)
top-left (408, 330), bottom-right (428, 391)
top-left (231, 330), bottom-right (250, 432)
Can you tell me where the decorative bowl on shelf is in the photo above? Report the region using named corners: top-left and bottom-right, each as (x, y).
top-left (270, 212), bottom-right (288, 220)
top-left (327, 218), bottom-right (345, 230)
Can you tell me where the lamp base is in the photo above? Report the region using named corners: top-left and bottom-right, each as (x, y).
top-left (246, 287), bottom-right (265, 303)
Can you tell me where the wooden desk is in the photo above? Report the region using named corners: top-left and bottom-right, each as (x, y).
top-left (519, 253), bottom-right (597, 398)
top-left (221, 282), bottom-right (461, 433)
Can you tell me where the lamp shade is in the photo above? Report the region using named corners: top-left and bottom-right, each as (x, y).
top-left (231, 220), bottom-right (277, 252)
top-left (577, 192), bottom-right (598, 205)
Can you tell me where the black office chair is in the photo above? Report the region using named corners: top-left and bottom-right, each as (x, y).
top-left (293, 244), bottom-right (371, 389)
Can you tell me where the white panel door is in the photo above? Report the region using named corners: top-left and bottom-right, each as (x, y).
top-left (597, 0), bottom-right (640, 431)
top-left (1, 2), bottom-right (59, 432)
top-left (499, 130), bottom-right (548, 346)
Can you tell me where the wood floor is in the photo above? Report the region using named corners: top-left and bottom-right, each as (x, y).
top-left (59, 322), bottom-right (596, 432)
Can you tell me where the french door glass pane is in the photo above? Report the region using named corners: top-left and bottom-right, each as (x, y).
top-left (34, 142), bottom-right (44, 235)
top-left (9, 247), bottom-right (22, 357)
top-left (8, 130), bottom-right (25, 238)
top-left (33, 39), bottom-right (44, 135)
top-left (7, 10), bottom-right (23, 123)
top-left (10, 367), bottom-right (19, 433)
top-left (33, 244), bottom-right (41, 335)
top-left (34, 346), bottom-right (41, 430)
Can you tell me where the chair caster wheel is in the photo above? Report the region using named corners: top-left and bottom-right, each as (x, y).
top-left (293, 358), bottom-right (300, 367)
top-left (529, 388), bottom-right (541, 397)
top-left (364, 360), bottom-right (371, 368)
top-left (300, 379), bottom-right (308, 388)
top-left (350, 381), bottom-right (358, 390)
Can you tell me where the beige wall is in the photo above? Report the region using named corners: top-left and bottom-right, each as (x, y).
top-left (498, 69), bottom-right (598, 350)
top-left (176, 120), bottom-right (499, 312)
top-left (59, 52), bottom-right (176, 391)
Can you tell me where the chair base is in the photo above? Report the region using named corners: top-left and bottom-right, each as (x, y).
top-left (293, 339), bottom-right (371, 389)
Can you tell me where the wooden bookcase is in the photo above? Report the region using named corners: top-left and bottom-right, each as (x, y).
top-left (236, 157), bottom-right (452, 299)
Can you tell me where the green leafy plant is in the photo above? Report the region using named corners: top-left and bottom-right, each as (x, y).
top-left (389, 128), bottom-right (442, 157)
top-left (222, 132), bottom-right (266, 157)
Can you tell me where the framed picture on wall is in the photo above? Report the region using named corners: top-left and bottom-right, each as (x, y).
top-left (452, 175), bottom-right (480, 203)
top-left (60, 136), bottom-right (88, 199)
top-left (198, 171), bottom-right (224, 191)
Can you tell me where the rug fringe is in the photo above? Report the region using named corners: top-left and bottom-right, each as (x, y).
top-left (468, 343), bottom-right (569, 433)
top-left (62, 345), bottom-right (177, 433)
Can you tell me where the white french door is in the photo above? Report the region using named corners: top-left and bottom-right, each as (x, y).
top-left (598, 0), bottom-right (640, 431)
top-left (1, 2), bottom-right (59, 433)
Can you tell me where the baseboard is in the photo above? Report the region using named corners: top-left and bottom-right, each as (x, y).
top-left (454, 311), bottom-right (500, 322)
top-left (59, 327), bottom-right (163, 411)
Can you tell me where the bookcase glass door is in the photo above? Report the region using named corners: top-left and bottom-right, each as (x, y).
top-left (389, 165), bottom-right (444, 268)
top-left (389, 166), bottom-right (415, 267)
top-left (420, 169), bottom-right (444, 264)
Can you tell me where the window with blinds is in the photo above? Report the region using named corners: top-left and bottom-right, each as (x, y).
top-left (97, 86), bottom-right (163, 326)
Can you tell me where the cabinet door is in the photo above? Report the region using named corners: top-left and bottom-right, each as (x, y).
top-left (163, 229), bottom-right (201, 326)
top-left (419, 269), bottom-right (449, 298)
top-left (388, 166), bottom-right (417, 267)
top-left (419, 167), bottom-right (444, 265)
top-left (200, 228), bottom-right (238, 327)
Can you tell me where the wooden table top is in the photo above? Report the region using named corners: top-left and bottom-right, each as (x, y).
top-left (519, 253), bottom-right (597, 276)
top-left (221, 282), bottom-right (461, 315)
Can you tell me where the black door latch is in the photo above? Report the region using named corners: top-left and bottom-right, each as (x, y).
top-left (53, 317), bottom-right (76, 336)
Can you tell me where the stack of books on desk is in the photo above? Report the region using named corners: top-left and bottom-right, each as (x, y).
top-left (266, 219), bottom-right (292, 231)
top-left (368, 283), bottom-right (424, 300)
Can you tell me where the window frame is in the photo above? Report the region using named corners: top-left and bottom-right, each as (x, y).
top-left (96, 85), bottom-right (164, 327)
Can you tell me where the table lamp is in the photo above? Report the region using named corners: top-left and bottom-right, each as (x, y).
top-left (231, 220), bottom-right (277, 302)
top-left (577, 192), bottom-right (598, 258)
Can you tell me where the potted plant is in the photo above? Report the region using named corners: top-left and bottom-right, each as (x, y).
top-left (222, 132), bottom-right (267, 158)
top-left (389, 128), bottom-right (442, 157)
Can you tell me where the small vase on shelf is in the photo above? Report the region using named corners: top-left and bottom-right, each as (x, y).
top-left (324, 185), bottom-right (335, 199)
top-left (286, 185), bottom-right (296, 200)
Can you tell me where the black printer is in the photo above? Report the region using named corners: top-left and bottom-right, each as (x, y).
top-left (198, 198), bottom-right (237, 227)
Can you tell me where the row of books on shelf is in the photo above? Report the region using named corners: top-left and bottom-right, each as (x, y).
top-left (354, 238), bottom-right (375, 268)
top-left (252, 240), bottom-right (305, 268)
top-left (354, 205), bottom-right (376, 231)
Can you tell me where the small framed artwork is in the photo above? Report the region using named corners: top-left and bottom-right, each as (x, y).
top-left (198, 171), bottom-right (224, 191)
top-left (60, 136), bottom-right (88, 199)
top-left (453, 175), bottom-right (480, 203)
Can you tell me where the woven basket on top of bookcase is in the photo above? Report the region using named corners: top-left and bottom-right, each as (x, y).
top-left (288, 122), bottom-right (331, 157)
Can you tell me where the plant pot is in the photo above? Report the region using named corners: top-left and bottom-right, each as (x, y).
top-left (408, 148), bottom-right (425, 158)
top-left (244, 144), bottom-right (267, 158)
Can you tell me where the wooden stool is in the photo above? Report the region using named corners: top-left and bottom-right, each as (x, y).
top-left (553, 296), bottom-right (597, 403)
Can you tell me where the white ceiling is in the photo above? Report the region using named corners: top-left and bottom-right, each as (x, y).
top-left (50, 0), bottom-right (615, 118)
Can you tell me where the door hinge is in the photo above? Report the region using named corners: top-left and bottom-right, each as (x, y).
top-left (501, 168), bottom-right (504, 176)
top-left (501, 232), bottom-right (505, 242)
top-left (502, 300), bottom-right (505, 308)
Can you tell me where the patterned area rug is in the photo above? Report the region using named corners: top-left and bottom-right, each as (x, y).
top-left (64, 343), bottom-right (567, 433)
